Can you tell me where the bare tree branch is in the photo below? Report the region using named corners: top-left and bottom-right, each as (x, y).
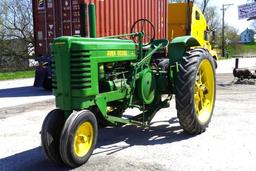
top-left (0, 0), bottom-right (34, 64)
top-left (202, 0), bottom-right (210, 14)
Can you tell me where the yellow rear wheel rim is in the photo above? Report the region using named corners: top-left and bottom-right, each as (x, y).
top-left (73, 121), bottom-right (94, 157)
top-left (194, 59), bottom-right (215, 124)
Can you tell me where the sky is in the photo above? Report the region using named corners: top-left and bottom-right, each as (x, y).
top-left (207, 0), bottom-right (254, 33)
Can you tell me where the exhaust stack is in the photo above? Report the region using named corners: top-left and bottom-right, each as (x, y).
top-left (89, 3), bottom-right (96, 38)
top-left (80, 2), bottom-right (88, 37)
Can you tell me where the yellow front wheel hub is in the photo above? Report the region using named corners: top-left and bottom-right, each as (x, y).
top-left (73, 121), bottom-right (94, 157)
top-left (194, 59), bottom-right (215, 124)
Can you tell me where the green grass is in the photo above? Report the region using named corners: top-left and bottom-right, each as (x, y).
top-left (0, 70), bottom-right (35, 80)
top-left (227, 43), bottom-right (256, 57)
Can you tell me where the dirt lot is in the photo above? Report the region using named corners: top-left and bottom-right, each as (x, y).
top-left (0, 73), bottom-right (256, 171)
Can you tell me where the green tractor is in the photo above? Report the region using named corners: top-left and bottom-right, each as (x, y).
top-left (41, 4), bottom-right (216, 168)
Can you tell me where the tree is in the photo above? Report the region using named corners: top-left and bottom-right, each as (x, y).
top-left (224, 25), bottom-right (240, 43)
top-left (200, 0), bottom-right (210, 14)
top-left (0, 0), bottom-right (33, 69)
top-left (214, 24), bottom-right (239, 56)
top-left (204, 6), bottom-right (221, 31)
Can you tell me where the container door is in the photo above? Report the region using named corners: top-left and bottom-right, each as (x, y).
top-left (45, 0), bottom-right (55, 54)
top-left (33, 0), bottom-right (47, 56)
top-left (72, 0), bottom-right (81, 35)
top-left (61, 0), bottom-right (72, 35)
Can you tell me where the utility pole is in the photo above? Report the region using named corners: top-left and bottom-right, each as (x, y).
top-left (221, 4), bottom-right (233, 58)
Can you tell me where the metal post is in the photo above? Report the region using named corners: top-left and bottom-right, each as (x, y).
top-left (222, 4), bottom-right (225, 57)
top-left (139, 32), bottom-right (143, 61)
top-left (221, 4), bottom-right (233, 58)
top-left (235, 58), bottom-right (239, 69)
top-left (89, 3), bottom-right (96, 38)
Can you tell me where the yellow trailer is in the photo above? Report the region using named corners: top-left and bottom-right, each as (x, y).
top-left (168, 2), bottom-right (218, 62)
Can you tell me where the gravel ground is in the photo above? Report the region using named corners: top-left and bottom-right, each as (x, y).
top-left (0, 59), bottom-right (256, 171)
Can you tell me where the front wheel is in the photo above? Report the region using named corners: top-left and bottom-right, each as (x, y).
top-left (175, 49), bottom-right (216, 134)
top-left (59, 110), bottom-right (98, 168)
top-left (41, 109), bottom-right (66, 164)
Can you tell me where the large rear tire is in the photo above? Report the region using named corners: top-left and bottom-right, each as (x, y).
top-left (41, 109), bottom-right (66, 164)
top-left (59, 110), bottom-right (98, 168)
top-left (175, 49), bottom-right (216, 134)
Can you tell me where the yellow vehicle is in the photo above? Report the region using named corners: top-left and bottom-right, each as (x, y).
top-left (168, 2), bottom-right (218, 63)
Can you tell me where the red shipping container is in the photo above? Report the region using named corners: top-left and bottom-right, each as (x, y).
top-left (32, 0), bottom-right (168, 56)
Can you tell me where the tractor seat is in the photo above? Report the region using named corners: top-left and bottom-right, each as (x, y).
top-left (151, 39), bottom-right (169, 49)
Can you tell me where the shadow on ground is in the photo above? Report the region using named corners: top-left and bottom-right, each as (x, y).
top-left (217, 79), bottom-right (256, 87)
top-left (234, 79), bottom-right (256, 85)
top-left (0, 147), bottom-right (68, 171)
top-left (0, 117), bottom-right (193, 170)
top-left (0, 86), bottom-right (51, 97)
top-left (216, 73), bottom-right (256, 87)
top-left (95, 117), bottom-right (192, 155)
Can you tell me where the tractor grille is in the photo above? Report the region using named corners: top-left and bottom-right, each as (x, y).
top-left (70, 50), bottom-right (92, 90)
top-left (51, 60), bottom-right (57, 89)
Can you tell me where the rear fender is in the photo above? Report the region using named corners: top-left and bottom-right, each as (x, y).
top-left (168, 36), bottom-right (200, 65)
top-left (168, 36), bottom-right (200, 84)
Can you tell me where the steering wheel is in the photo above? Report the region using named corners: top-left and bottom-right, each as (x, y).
top-left (130, 19), bottom-right (156, 46)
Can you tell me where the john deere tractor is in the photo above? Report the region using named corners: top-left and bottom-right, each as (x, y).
top-left (41, 3), bottom-right (216, 168)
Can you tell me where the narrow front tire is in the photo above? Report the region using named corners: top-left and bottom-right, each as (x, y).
top-left (59, 110), bottom-right (98, 168)
top-left (41, 109), bottom-right (65, 164)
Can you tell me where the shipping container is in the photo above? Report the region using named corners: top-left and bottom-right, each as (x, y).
top-left (32, 0), bottom-right (168, 56)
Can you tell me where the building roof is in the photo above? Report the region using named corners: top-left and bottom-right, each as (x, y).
top-left (240, 28), bottom-right (255, 35)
